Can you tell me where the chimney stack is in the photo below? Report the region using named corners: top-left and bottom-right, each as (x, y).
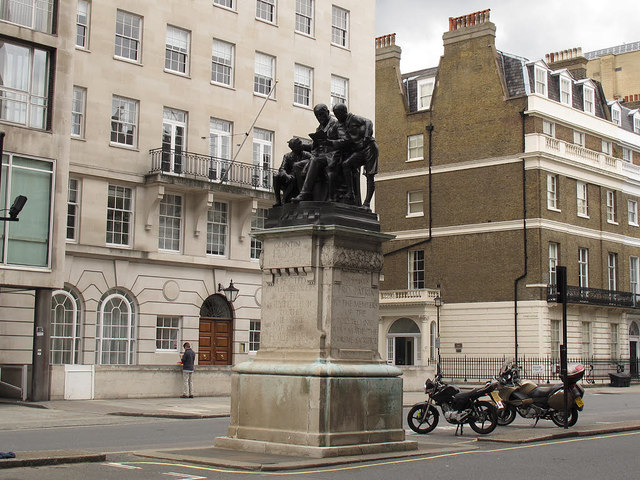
top-left (545, 47), bottom-right (588, 79)
top-left (442, 9), bottom-right (495, 49)
top-left (375, 32), bottom-right (401, 62)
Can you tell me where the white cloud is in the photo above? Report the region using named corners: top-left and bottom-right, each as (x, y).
top-left (376, 0), bottom-right (640, 73)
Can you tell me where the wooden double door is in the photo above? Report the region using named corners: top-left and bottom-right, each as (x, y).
top-left (198, 318), bottom-right (232, 365)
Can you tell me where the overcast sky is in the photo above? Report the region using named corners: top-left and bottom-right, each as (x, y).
top-left (376, 0), bottom-right (640, 73)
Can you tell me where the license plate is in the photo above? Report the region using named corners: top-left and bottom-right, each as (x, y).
top-left (490, 391), bottom-right (504, 409)
top-left (575, 396), bottom-right (584, 408)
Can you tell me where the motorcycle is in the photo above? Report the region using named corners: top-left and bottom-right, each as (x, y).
top-left (407, 373), bottom-right (499, 435)
top-left (495, 361), bottom-right (585, 427)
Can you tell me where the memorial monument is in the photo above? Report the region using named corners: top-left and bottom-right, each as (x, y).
top-left (215, 104), bottom-right (416, 457)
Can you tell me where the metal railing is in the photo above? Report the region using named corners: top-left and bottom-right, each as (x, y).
top-left (547, 285), bottom-right (640, 309)
top-left (149, 148), bottom-right (276, 191)
top-left (436, 356), bottom-right (639, 385)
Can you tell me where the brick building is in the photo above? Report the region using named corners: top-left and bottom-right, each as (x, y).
top-left (375, 10), bottom-right (640, 383)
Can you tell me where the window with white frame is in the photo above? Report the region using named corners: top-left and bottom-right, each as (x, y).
top-left (67, 178), bottom-right (80, 242)
top-left (581, 321), bottom-right (592, 357)
top-left (542, 119), bottom-right (555, 137)
top-left (607, 190), bottom-right (617, 223)
top-left (1, 0), bottom-right (54, 33)
top-left (608, 252), bottom-right (617, 290)
top-left (161, 107), bottom-right (187, 174)
top-left (114, 10), bottom-right (142, 62)
top-left (211, 39), bottom-right (234, 87)
top-left (50, 289), bottom-right (82, 365)
top-left (71, 86), bottom-right (86, 138)
top-left (551, 319), bottom-right (560, 359)
top-left (96, 289), bottom-right (136, 365)
top-left (631, 256), bottom-right (639, 296)
top-left (209, 117), bottom-right (232, 179)
top-left (577, 181), bottom-right (588, 217)
top-left (76, 0), bottom-right (90, 48)
top-left (549, 242), bottom-right (559, 286)
top-left (251, 207), bottom-right (267, 259)
top-left (407, 191), bottom-right (423, 217)
top-left (295, 0), bottom-right (313, 35)
top-left (158, 194), bottom-right (182, 252)
top-left (106, 184), bottom-right (133, 246)
top-left (293, 64), bottom-right (312, 107)
top-left (573, 130), bottom-right (585, 147)
top-left (583, 85), bottom-right (595, 114)
top-left (578, 248), bottom-right (589, 288)
top-left (635, 114), bottom-right (640, 134)
top-left (156, 316), bottom-right (180, 351)
top-left (629, 199), bottom-right (638, 226)
top-left (330, 75), bottom-right (348, 108)
top-left (0, 40), bottom-right (50, 129)
top-left (110, 95), bottom-right (138, 147)
top-left (602, 140), bottom-right (612, 155)
top-left (254, 52), bottom-right (275, 96)
top-left (249, 320), bottom-right (261, 352)
top-left (611, 104), bottom-right (621, 126)
top-left (213, 0), bottom-right (234, 9)
top-left (407, 134), bottom-right (424, 161)
top-left (534, 66), bottom-right (547, 96)
top-left (560, 76), bottom-right (572, 105)
top-left (408, 250), bottom-right (425, 289)
top-left (256, 0), bottom-right (276, 23)
top-left (331, 5), bottom-right (349, 48)
top-left (165, 25), bottom-right (189, 74)
top-left (207, 201), bottom-right (228, 256)
top-left (417, 78), bottom-right (435, 110)
top-left (622, 147), bottom-right (632, 163)
top-left (610, 324), bottom-right (619, 359)
top-left (252, 128), bottom-right (273, 189)
top-left (547, 174), bottom-right (558, 210)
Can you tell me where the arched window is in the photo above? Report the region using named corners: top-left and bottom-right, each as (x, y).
top-left (50, 288), bottom-right (82, 364)
top-left (630, 322), bottom-right (639, 337)
top-left (96, 289), bottom-right (136, 365)
top-left (386, 318), bottom-right (421, 366)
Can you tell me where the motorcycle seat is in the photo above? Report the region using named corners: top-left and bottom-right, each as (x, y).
top-left (529, 385), bottom-right (560, 398)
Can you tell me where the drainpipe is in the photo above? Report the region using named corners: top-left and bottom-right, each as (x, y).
top-left (383, 123), bottom-right (434, 257)
top-left (514, 110), bottom-right (528, 360)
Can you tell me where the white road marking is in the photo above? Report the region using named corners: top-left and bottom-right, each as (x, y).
top-left (162, 472), bottom-right (207, 480)
top-left (103, 462), bottom-right (142, 470)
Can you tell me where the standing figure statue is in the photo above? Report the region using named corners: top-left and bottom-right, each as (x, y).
top-left (273, 137), bottom-right (311, 206)
top-left (331, 103), bottom-right (379, 211)
top-left (291, 104), bottom-right (341, 203)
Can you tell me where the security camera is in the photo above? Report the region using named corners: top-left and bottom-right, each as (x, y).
top-left (9, 195), bottom-right (27, 219)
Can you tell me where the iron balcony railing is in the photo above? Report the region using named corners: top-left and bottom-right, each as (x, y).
top-left (547, 285), bottom-right (640, 309)
top-left (149, 148), bottom-right (276, 191)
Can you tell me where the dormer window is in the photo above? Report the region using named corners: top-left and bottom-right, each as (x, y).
top-left (534, 66), bottom-right (547, 96)
top-left (634, 113), bottom-right (640, 134)
top-left (417, 77), bottom-right (434, 110)
top-left (560, 75), bottom-right (572, 106)
top-left (583, 86), bottom-right (595, 114)
top-left (611, 104), bottom-right (621, 126)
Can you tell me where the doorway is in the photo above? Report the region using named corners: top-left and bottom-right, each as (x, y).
top-left (199, 294), bottom-right (233, 366)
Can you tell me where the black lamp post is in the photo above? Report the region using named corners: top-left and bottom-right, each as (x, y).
top-left (218, 279), bottom-right (239, 303)
top-left (434, 295), bottom-right (442, 373)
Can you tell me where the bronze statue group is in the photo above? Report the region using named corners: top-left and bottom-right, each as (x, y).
top-left (272, 103), bottom-right (378, 211)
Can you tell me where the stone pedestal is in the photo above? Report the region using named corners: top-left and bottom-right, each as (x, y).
top-left (215, 206), bottom-right (416, 457)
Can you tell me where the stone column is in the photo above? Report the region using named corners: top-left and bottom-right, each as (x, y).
top-left (216, 214), bottom-right (417, 457)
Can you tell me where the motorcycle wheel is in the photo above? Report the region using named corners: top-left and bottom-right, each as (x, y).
top-left (550, 406), bottom-right (579, 427)
top-left (497, 404), bottom-right (516, 426)
top-left (407, 404), bottom-right (439, 434)
top-left (468, 400), bottom-right (498, 434)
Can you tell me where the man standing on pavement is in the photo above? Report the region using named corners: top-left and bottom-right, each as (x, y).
top-left (181, 342), bottom-right (195, 398)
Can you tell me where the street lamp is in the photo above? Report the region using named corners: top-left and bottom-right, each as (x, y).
top-left (218, 279), bottom-right (239, 303)
top-left (434, 295), bottom-right (442, 374)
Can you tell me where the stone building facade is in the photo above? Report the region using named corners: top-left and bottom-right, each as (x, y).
top-left (375, 10), bottom-right (640, 384)
top-left (0, 0), bottom-right (375, 399)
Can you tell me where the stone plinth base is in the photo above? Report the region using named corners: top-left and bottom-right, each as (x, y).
top-left (216, 362), bottom-right (416, 457)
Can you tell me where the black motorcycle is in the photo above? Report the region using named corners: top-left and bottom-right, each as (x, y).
top-left (407, 373), bottom-right (499, 435)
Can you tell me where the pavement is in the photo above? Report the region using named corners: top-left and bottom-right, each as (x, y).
top-left (2, 385), bottom-right (640, 471)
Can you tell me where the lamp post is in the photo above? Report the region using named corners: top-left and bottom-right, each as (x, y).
top-left (218, 280), bottom-right (239, 303)
top-left (434, 295), bottom-right (442, 374)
